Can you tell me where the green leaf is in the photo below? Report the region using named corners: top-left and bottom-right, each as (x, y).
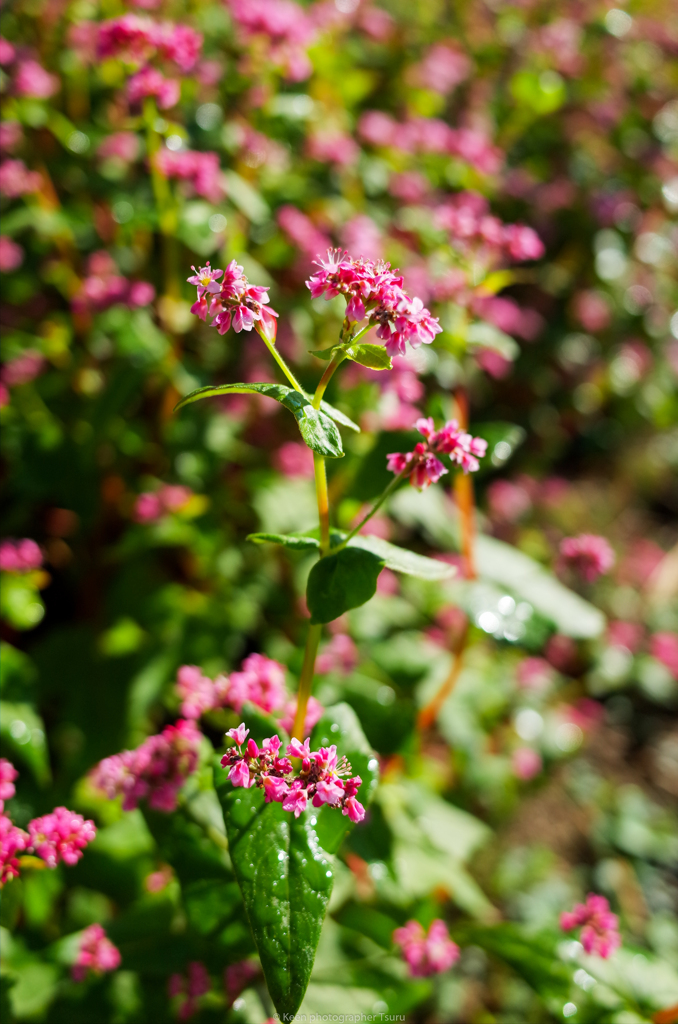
top-left (214, 762), bottom-right (334, 1019)
top-left (307, 547), bottom-right (385, 624)
top-left (348, 535), bottom-right (455, 581)
top-left (310, 703), bottom-right (379, 855)
top-left (247, 532), bottom-right (321, 552)
top-left (309, 348), bottom-right (335, 361)
top-left (319, 400), bottom-right (360, 433)
top-left (344, 343), bottom-right (392, 370)
top-left (174, 383), bottom-right (344, 458)
top-left (247, 530), bottom-right (453, 581)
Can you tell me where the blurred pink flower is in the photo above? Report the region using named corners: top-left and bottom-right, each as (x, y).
top-left (0, 121), bottom-right (22, 152)
top-left (72, 924), bottom-right (121, 981)
top-left (273, 441), bottom-right (315, 478)
top-left (307, 131), bottom-right (359, 166)
top-left (410, 43), bottom-right (471, 94)
top-left (650, 632), bottom-right (678, 680)
top-left (0, 813), bottom-right (28, 884)
top-left (0, 236), bottom-right (24, 272)
top-left (516, 657), bottom-right (554, 690)
top-left (487, 479), bottom-right (532, 522)
top-left (341, 215), bottom-right (382, 261)
top-left (607, 621), bottom-right (644, 653)
top-left (14, 59), bottom-right (59, 98)
top-left (134, 484), bottom-right (192, 522)
top-left (278, 695), bottom-right (324, 736)
top-left (316, 634), bottom-right (358, 675)
top-left (224, 961), bottom-right (259, 1006)
top-left (0, 759), bottom-right (18, 813)
top-left (560, 894), bottom-right (621, 958)
top-left (169, 962), bottom-right (210, 1020)
top-left (0, 159), bottom-right (42, 197)
top-left (388, 171), bottom-right (429, 203)
top-left (512, 747), bottom-right (542, 780)
top-left (128, 67), bottom-right (180, 109)
top-left (145, 866), bottom-right (173, 892)
top-left (545, 635), bottom-right (578, 673)
top-left (474, 348), bottom-right (512, 379)
top-left (560, 534), bottom-right (615, 582)
top-left (154, 148), bottom-right (224, 203)
top-left (0, 37), bottom-right (15, 64)
top-left (573, 290), bottom-right (611, 333)
top-left (278, 205), bottom-right (331, 256)
top-left (393, 919), bottom-right (460, 977)
top-left (0, 538), bottom-right (43, 573)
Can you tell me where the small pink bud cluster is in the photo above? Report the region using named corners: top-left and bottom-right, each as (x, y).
top-left (176, 653), bottom-right (289, 719)
top-left (168, 961), bottom-right (210, 1021)
top-left (560, 894), bottom-right (621, 958)
top-left (358, 112), bottom-right (502, 175)
top-left (559, 534), bottom-right (615, 583)
top-left (155, 150), bottom-right (224, 204)
top-left (187, 261), bottom-right (278, 341)
top-left (72, 251), bottom-right (155, 315)
top-left (91, 719), bottom-right (201, 812)
top-left (0, 158), bottom-right (42, 198)
top-left (387, 416), bottom-right (487, 489)
top-left (393, 919), bottom-right (460, 977)
top-left (72, 924), bottom-right (121, 982)
top-left (0, 538), bottom-right (43, 574)
top-left (306, 249), bottom-right (442, 358)
top-left (221, 725), bottom-right (365, 823)
top-left (225, 0), bottom-right (316, 82)
top-left (134, 484), bottom-right (193, 523)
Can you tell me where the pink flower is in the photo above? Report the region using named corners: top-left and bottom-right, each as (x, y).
top-left (155, 148), bottom-right (224, 203)
top-left (177, 665), bottom-right (216, 719)
top-left (273, 441), bottom-right (315, 478)
top-left (134, 484), bottom-right (192, 523)
top-left (650, 632), bottom-right (678, 680)
top-left (262, 774), bottom-right (289, 803)
top-left (0, 538), bottom-right (43, 573)
top-left (0, 159), bottom-right (42, 198)
top-left (0, 236), bottom-right (23, 272)
top-left (145, 866), bottom-right (173, 892)
top-left (91, 720), bottom-right (201, 812)
top-left (387, 418), bottom-right (486, 488)
top-left (394, 919), bottom-right (460, 977)
top-left (358, 111), bottom-right (397, 147)
top-left (606, 621), bottom-right (644, 653)
top-left (410, 43), bottom-right (471, 94)
top-left (227, 723), bottom-right (249, 746)
top-left (512, 748), bottom-right (542, 781)
top-left (560, 535), bottom-right (615, 583)
top-left (228, 760), bottom-right (251, 788)
top-left (0, 350), bottom-right (45, 389)
top-left (516, 657), bottom-right (554, 690)
top-left (128, 281), bottom-right (156, 307)
top-left (503, 224), bottom-right (545, 261)
top-left (560, 894), bottom-right (621, 958)
top-left (278, 206), bottom-right (331, 256)
top-left (0, 760), bottom-right (17, 812)
top-left (0, 37), bottom-right (15, 64)
top-left (127, 67), bottom-right (180, 109)
top-left (72, 924), bottom-right (121, 981)
top-left (315, 634), bottom-right (358, 675)
top-left (278, 696), bottom-right (324, 736)
top-left (287, 737), bottom-right (311, 759)
top-left (169, 962), bottom-right (210, 1020)
top-left (487, 480), bottom-right (532, 522)
top-left (134, 492), bottom-right (163, 523)
top-left (14, 59), bottom-right (59, 99)
top-left (282, 783), bottom-right (307, 818)
top-left (342, 795), bottom-right (365, 823)
top-left (98, 132), bottom-right (140, 163)
top-left (573, 290), bottom-right (611, 333)
top-left (307, 131), bottom-right (359, 166)
top-left (0, 813), bottom-right (29, 885)
top-left (28, 807), bottom-right (96, 868)
top-left (0, 121), bottom-right (22, 153)
top-left (224, 960), bottom-right (259, 1005)
top-left (226, 654), bottom-right (287, 715)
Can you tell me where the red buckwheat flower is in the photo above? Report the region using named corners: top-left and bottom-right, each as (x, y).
top-left (387, 417), bottom-right (487, 488)
top-left (72, 924), bottom-right (121, 981)
top-left (28, 807), bottom-right (96, 868)
top-left (560, 893), bottom-right (621, 958)
top-left (559, 534), bottom-right (615, 583)
top-left (393, 919), bottom-right (460, 977)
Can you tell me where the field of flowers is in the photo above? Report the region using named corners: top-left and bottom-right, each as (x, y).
top-left (1, 0), bottom-right (677, 1021)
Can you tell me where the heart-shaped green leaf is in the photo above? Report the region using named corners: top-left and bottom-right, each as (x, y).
top-left (310, 703), bottom-right (379, 855)
top-left (344, 343), bottom-right (392, 370)
top-left (175, 383), bottom-right (344, 459)
top-left (214, 762), bottom-right (334, 1020)
top-left (307, 547), bottom-right (385, 624)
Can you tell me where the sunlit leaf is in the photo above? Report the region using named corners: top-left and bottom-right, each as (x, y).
top-left (344, 343), bottom-right (392, 370)
top-left (307, 547), bottom-right (385, 624)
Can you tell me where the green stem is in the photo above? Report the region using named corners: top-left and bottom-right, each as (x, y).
top-left (312, 351), bottom-right (346, 409)
top-left (291, 623), bottom-right (322, 740)
top-left (259, 335), bottom-right (304, 392)
top-left (339, 470), bottom-right (406, 548)
top-left (314, 453), bottom-right (330, 555)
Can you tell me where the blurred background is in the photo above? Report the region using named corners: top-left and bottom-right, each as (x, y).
top-left (0, 0), bottom-right (677, 1020)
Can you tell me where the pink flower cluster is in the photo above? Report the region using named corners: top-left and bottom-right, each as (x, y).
top-left (134, 484), bottom-right (193, 523)
top-left (72, 251), bottom-right (155, 315)
top-left (306, 249), bottom-right (441, 358)
top-left (0, 759), bottom-right (17, 812)
top-left (0, 538), bottom-right (43, 574)
top-left (72, 924), bottom-right (121, 982)
top-left (176, 653), bottom-right (288, 719)
top-left (154, 149), bottom-right (224, 204)
top-left (358, 112), bottom-right (502, 175)
top-left (393, 919), bottom-right (460, 977)
top-left (560, 894), bottom-right (622, 958)
top-left (410, 43), bottom-right (471, 95)
top-left (0, 158), bottom-right (42, 198)
top-left (187, 261), bottom-right (278, 341)
top-left (28, 807), bottom-right (97, 868)
top-left (169, 962), bottom-right (210, 1021)
top-left (387, 416), bottom-right (487, 488)
top-left (433, 192), bottom-right (545, 262)
top-left (222, 724), bottom-right (365, 823)
top-left (0, 45), bottom-right (59, 99)
top-left (91, 719), bottom-right (201, 812)
top-left (1, 764), bottom-right (97, 885)
top-left (225, 0), bottom-right (317, 82)
top-left (127, 66), bottom-right (179, 109)
top-left (559, 534), bottom-right (616, 583)
top-left (97, 15), bottom-right (202, 72)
